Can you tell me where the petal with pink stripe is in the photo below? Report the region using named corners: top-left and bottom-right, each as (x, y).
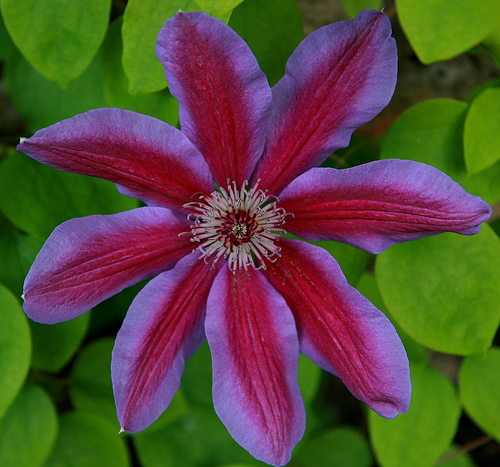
top-left (156, 12), bottom-right (272, 185)
top-left (254, 10), bottom-right (397, 195)
top-left (262, 239), bottom-right (411, 418)
top-left (17, 108), bottom-right (214, 214)
top-left (279, 160), bottom-right (492, 254)
top-left (206, 267), bottom-right (305, 466)
top-left (23, 207), bottom-right (192, 324)
top-left (113, 254), bottom-right (219, 433)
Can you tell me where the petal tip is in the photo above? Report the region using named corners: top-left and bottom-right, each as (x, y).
top-left (371, 398), bottom-right (409, 419)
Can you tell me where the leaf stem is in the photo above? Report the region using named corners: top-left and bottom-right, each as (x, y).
top-left (436, 435), bottom-right (493, 464)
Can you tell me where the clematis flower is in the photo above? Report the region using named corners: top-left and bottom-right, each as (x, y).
top-left (18, 10), bottom-right (491, 466)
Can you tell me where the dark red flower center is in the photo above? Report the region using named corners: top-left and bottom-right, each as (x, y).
top-left (184, 181), bottom-right (287, 271)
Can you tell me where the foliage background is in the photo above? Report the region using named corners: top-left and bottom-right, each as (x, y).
top-left (0, 0), bottom-right (499, 466)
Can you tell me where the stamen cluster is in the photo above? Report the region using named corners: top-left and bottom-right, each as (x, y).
top-left (184, 180), bottom-right (287, 271)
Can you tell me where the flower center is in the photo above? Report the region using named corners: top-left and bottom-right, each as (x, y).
top-left (184, 180), bottom-right (287, 271)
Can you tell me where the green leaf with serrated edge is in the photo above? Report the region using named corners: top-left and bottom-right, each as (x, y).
top-left (356, 273), bottom-right (427, 364)
top-left (122, 0), bottom-right (200, 95)
top-left (459, 347), bottom-right (500, 443)
top-left (44, 412), bottom-right (130, 467)
top-left (195, 0), bottom-right (243, 17)
top-left (103, 18), bottom-right (179, 126)
top-left (133, 407), bottom-right (260, 467)
top-left (0, 384), bottom-right (58, 467)
top-left (0, 215), bottom-right (43, 297)
top-left (4, 48), bottom-right (106, 133)
top-left (341, 0), bottom-right (382, 18)
top-left (229, 0), bottom-right (304, 87)
top-left (70, 337), bottom-right (188, 432)
top-left (0, 0), bottom-right (111, 87)
top-left (30, 314), bottom-right (89, 373)
top-left (0, 284), bottom-right (31, 420)
top-left (294, 427), bottom-right (372, 467)
top-left (375, 224), bottom-right (500, 355)
top-left (464, 88), bottom-right (500, 174)
top-left (0, 153), bottom-right (137, 239)
top-left (396, 0), bottom-right (498, 63)
top-left (369, 363), bottom-right (461, 467)
top-left (380, 98), bottom-right (500, 205)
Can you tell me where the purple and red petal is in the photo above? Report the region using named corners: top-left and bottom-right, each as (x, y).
top-left (113, 254), bottom-right (219, 433)
top-left (23, 207), bottom-right (192, 324)
top-left (279, 160), bottom-right (492, 254)
top-left (17, 108), bottom-right (214, 214)
top-left (156, 12), bottom-right (272, 186)
top-left (254, 10), bottom-right (397, 195)
top-left (263, 239), bottom-right (411, 418)
top-left (206, 267), bottom-right (305, 466)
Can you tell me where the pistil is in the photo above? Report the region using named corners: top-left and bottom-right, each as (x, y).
top-left (184, 180), bottom-right (287, 271)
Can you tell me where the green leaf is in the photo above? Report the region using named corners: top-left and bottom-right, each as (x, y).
top-left (44, 412), bottom-right (130, 467)
top-left (396, 0), bottom-right (498, 63)
top-left (0, 215), bottom-right (43, 296)
top-left (466, 78), bottom-right (500, 103)
top-left (464, 88), bottom-right (500, 174)
top-left (30, 314), bottom-right (89, 373)
top-left (439, 447), bottom-right (476, 467)
top-left (375, 224), bottom-right (500, 355)
top-left (483, 21), bottom-right (500, 66)
top-left (86, 281), bottom-right (142, 337)
top-left (133, 407), bottom-right (259, 467)
top-left (122, 0), bottom-right (200, 94)
top-left (4, 47), bottom-right (106, 132)
top-left (69, 338), bottom-right (116, 426)
top-left (311, 240), bottom-right (370, 286)
top-left (195, 0), bottom-right (243, 17)
top-left (229, 0), bottom-right (304, 86)
top-left (102, 18), bottom-right (179, 126)
top-left (329, 134), bottom-right (381, 169)
top-left (298, 354), bottom-right (321, 405)
top-left (0, 9), bottom-right (14, 60)
top-left (356, 273), bottom-right (427, 364)
top-left (0, 384), bottom-right (58, 467)
top-left (380, 98), bottom-right (500, 205)
top-left (181, 341), bottom-right (213, 408)
top-left (294, 426), bottom-right (373, 467)
top-left (459, 346), bottom-right (500, 442)
top-left (0, 284), bottom-right (31, 420)
top-left (70, 336), bottom-right (189, 433)
top-left (0, 153), bottom-right (137, 239)
top-left (369, 363), bottom-right (461, 467)
top-left (341, 0), bottom-right (382, 18)
top-left (0, 0), bottom-right (111, 86)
